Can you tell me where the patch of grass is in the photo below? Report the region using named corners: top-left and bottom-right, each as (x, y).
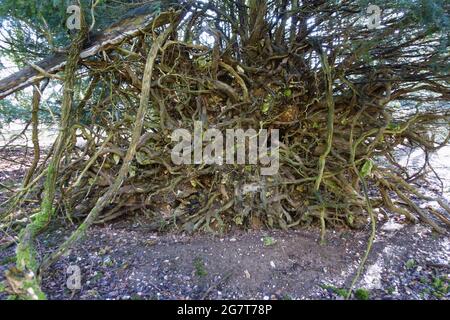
top-left (0, 282), bottom-right (6, 293)
top-left (431, 275), bottom-right (449, 299)
top-left (98, 247), bottom-right (109, 256)
top-left (194, 257), bottom-right (207, 277)
top-left (263, 236), bottom-right (277, 247)
top-left (354, 288), bottom-right (370, 300)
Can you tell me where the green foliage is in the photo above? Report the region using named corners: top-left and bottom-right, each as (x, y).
top-left (418, 275), bottom-right (449, 299)
top-left (0, 1), bottom-right (68, 63)
top-left (0, 256), bottom-right (15, 266)
top-left (360, 160), bottom-right (374, 178)
top-left (0, 99), bottom-right (30, 126)
top-left (102, 256), bottom-right (115, 267)
top-left (283, 88), bottom-right (292, 98)
top-left (0, 1), bottom-right (148, 64)
top-left (321, 284), bottom-right (370, 300)
top-left (431, 275), bottom-right (449, 298)
top-left (354, 288), bottom-right (370, 300)
top-left (193, 257), bottom-right (208, 277)
top-left (321, 284), bottom-right (349, 298)
top-left (0, 0), bottom-right (448, 126)
top-left (263, 236), bottom-right (277, 247)
top-left (0, 94), bottom-right (60, 127)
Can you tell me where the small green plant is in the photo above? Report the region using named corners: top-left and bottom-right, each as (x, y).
top-left (321, 284), bottom-right (348, 298)
top-left (91, 271), bottom-right (103, 284)
top-left (354, 288), bottom-right (370, 300)
top-left (194, 257), bottom-right (207, 277)
top-left (282, 294), bottom-right (292, 300)
top-left (431, 276), bottom-right (449, 298)
top-left (0, 256), bottom-right (15, 266)
top-left (98, 247), bottom-right (109, 256)
top-left (102, 256), bottom-right (114, 267)
top-left (263, 236), bottom-right (277, 247)
top-left (422, 287), bottom-right (431, 297)
top-left (405, 259), bottom-right (416, 270)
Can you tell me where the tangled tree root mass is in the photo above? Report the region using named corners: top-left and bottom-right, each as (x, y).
top-left (1, 0), bottom-right (449, 299)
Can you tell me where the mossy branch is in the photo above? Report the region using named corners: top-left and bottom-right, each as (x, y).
top-left (39, 18), bottom-right (181, 272)
top-left (13, 12), bottom-right (88, 300)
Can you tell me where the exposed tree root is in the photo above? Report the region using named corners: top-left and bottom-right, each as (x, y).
top-left (0, 1), bottom-right (449, 299)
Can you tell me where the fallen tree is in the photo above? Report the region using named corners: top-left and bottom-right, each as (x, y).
top-left (0, 0), bottom-right (449, 299)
